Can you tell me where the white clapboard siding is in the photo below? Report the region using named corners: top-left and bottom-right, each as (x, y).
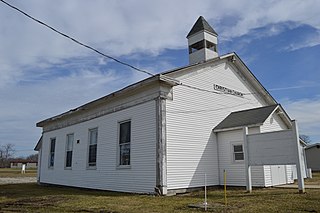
top-left (260, 112), bottom-right (294, 185)
top-left (286, 165), bottom-right (295, 183)
top-left (263, 166), bottom-right (273, 187)
top-left (261, 113), bottom-right (288, 133)
top-left (166, 60), bottom-right (265, 189)
top-left (217, 129), bottom-right (265, 186)
top-left (40, 100), bottom-right (156, 193)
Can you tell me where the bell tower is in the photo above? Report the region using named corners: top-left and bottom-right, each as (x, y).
top-left (187, 16), bottom-right (218, 65)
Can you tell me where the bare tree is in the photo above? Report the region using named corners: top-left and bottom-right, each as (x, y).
top-left (300, 134), bottom-right (312, 144)
top-left (26, 153), bottom-right (38, 161)
top-left (0, 143), bottom-right (15, 168)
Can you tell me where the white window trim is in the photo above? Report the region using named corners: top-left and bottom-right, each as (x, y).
top-left (231, 142), bottom-right (244, 163)
top-left (65, 133), bottom-right (74, 170)
top-left (87, 127), bottom-right (98, 169)
top-left (117, 120), bottom-right (131, 169)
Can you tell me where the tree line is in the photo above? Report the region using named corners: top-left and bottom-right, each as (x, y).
top-left (0, 143), bottom-right (38, 168)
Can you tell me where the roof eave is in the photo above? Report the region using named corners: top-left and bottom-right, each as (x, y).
top-left (224, 53), bottom-right (277, 105)
top-left (36, 74), bottom-right (179, 128)
top-left (213, 123), bottom-right (263, 133)
top-left (275, 104), bottom-right (293, 128)
top-left (34, 136), bottom-right (42, 151)
top-left (186, 29), bottom-right (217, 39)
top-left (305, 143), bottom-right (320, 149)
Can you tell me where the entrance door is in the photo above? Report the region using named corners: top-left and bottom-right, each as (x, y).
top-left (271, 165), bottom-right (286, 186)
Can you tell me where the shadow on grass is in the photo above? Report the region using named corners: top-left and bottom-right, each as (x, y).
top-left (0, 183), bottom-right (133, 199)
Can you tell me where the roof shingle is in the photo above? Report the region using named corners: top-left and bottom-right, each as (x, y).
top-left (187, 16), bottom-right (218, 38)
top-left (214, 105), bottom-right (278, 131)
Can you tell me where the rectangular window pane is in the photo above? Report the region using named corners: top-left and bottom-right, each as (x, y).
top-left (66, 134), bottom-right (74, 151)
top-left (119, 121), bottom-right (131, 166)
top-left (234, 153), bottom-right (244, 161)
top-left (88, 129), bottom-right (98, 167)
top-left (120, 144), bottom-right (130, 165)
top-left (66, 151), bottom-right (72, 167)
top-left (233, 144), bottom-right (244, 161)
top-left (120, 122), bottom-right (131, 144)
top-left (66, 134), bottom-right (73, 168)
top-left (233, 145), bottom-right (243, 152)
top-left (49, 138), bottom-right (55, 167)
top-left (88, 144), bottom-right (97, 166)
top-left (89, 129), bottom-right (98, 145)
top-left (50, 138), bottom-right (56, 152)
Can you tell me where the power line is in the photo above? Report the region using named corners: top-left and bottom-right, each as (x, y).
top-left (166, 101), bottom-right (254, 114)
top-left (0, 0), bottom-right (154, 77)
top-left (0, 0), bottom-right (251, 100)
top-left (179, 82), bottom-right (222, 95)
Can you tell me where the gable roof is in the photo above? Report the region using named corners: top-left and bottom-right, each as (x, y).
top-left (36, 75), bottom-right (179, 127)
top-left (187, 16), bottom-right (218, 38)
top-left (214, 105), bottom-right (279, 131)
top-left (34, 136), bottom-right (42, 151)
top-left (37, 53), bottom-right (279, 128)
top-left (305, 143), bottom-right (320, 150)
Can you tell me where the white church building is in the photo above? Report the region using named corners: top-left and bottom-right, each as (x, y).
top-left (35, 16), bottom-right (307, 195)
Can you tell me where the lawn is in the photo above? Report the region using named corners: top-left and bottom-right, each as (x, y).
top-left (0, 172), bottom-right (319, 212)
top-left (0, 168), bottom-right (37, 178)
top-left (305, 171), bottom-right (320, 185)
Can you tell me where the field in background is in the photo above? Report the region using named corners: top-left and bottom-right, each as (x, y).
top-left (0, 171), bottom-right (319, 212)
top-left (0, 168), bottom-right (37, 178)
top-left (305, 171), bottom-right (320, 185)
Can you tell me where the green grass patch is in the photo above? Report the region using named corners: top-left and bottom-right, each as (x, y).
top-left (0, 183), bottom-right (319, 212)
top-left (0, 171), bottom-right (319, 212)
top-left (305, 171), bottom-right (320, 185)
top-left (0, 168), bottom-right (37, 178)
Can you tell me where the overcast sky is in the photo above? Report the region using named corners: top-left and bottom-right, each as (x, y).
top-left (0, 0), bottom-right (319, 157)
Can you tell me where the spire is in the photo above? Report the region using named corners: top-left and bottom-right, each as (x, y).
top-left (187, 16), bottom-right (219, 64)
top-left (187, 16), bottom-right (218, 38)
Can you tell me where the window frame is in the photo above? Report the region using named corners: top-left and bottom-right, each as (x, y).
top-left (232, 143), bottom-right (244, 163)
top-left (48, 138), bottom-right (56, 168)
top-left (118, 120), bottom-right (131, 168)
top-left (87, 128), bottom-right (98, 169)
top-left (65, 133), bottom-right (74, 169)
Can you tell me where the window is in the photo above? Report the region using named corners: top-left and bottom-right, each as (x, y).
top-left (49, 138), bottom-right (56, 168)
top-left (206, 40), bottom-right (217, 52)
top-left (233, 144), bottom-right (244, 161)
top-left (188, 40), bottom-right (205, 53)
top-left (119, 121), bottom-right (131, 166)
top-left (65, 134), bottom-right (74, 168)
top-left (88, 128), bottom-right (98, 167)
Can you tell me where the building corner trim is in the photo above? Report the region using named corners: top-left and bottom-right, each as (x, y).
top-left (156, 97), bottom-right (167, 195)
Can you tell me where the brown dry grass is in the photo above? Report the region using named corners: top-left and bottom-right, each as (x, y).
top-left (0, 171), bottom-right (319, 212)
top-left (0, 168), bottom-right (37, 178)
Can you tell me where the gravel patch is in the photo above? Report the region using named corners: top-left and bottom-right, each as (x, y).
top-left (0, 177), bottom-right (37, 185)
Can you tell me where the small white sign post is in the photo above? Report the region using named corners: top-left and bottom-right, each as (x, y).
top-left (292, 120), bottom-right (305, 193)
top-left (21, 164), bottom-right (26, 174)
top-left (243, 126), bottom-right (252, 192)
